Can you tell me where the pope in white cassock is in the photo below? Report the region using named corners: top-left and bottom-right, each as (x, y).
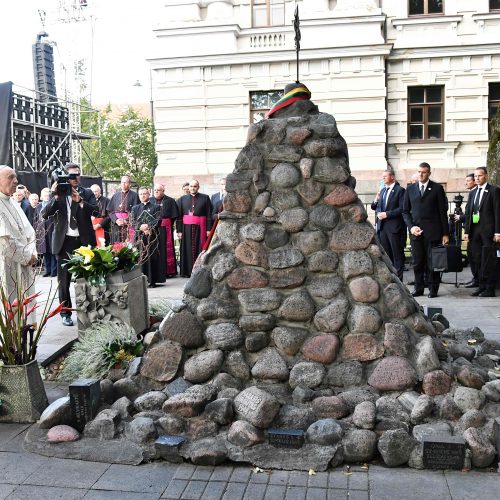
top-left (0, 166), bottom-right (38, 301)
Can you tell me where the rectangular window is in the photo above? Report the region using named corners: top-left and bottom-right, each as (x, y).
top-left (251, 0), bottom-right (285, 27)
top-left (488, 82), bottom-right (500, 137)
top-left (491, 0), bottom-right (500, 11)
top-left (408, 86), bottom-right (444, 142)
top-left (250, 90), bottom-right (283, 123)
top-left (409, 0), bottom-right (443, 15)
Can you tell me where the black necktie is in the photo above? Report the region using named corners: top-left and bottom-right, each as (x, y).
top-left (420, 184), bottom-right (425, 197)
top-left (381, 188), bottom-right (387, 211)
top-left (70, 200), bottom-right (78, 229)
top-left (473, 188), bottom-right (482, 213)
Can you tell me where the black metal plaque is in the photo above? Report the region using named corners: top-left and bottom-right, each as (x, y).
top-left (422, 434), bottom-right (465, 470)
top-left (268, 428), bottom-right (304, 449)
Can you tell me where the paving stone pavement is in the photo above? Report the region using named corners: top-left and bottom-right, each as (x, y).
top-left (0, 426), bottom-right (498, 500)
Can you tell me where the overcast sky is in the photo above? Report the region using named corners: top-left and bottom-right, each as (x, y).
top-left (0, 0), bottom-right (156, 105)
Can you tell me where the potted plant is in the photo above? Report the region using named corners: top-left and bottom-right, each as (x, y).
top-left (65, 244), bottom-right (148, 335)
top-left (0, 284), bottom-right (73, 422)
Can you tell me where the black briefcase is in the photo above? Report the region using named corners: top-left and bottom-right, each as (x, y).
top-left (431, 245), bottom-right (463, 273)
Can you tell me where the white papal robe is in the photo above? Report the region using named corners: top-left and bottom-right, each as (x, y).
top-left (0, 192), bottom-right (37, 302)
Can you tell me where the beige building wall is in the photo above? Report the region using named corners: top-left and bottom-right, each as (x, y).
top-left (149, 0), bottom-right (500, 199)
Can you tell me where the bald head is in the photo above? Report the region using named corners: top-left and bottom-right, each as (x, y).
top-left (153, 183), bottom-right (165, 200)
top-left (90, 184), bottom-right (102, 199)
top-left (0, 166), bottom-right (18, 196)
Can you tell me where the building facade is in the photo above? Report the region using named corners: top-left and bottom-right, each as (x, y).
top-left (149, 0), bottom-right (500, 198)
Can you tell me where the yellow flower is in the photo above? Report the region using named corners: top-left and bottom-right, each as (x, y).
top-left (115, 349), bottom-right (127, 361)
top-left (76, 246), bottom-right (94, 264)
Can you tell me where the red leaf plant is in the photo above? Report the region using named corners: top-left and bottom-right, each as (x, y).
top-left (0, 281), bottom-right (74, 365)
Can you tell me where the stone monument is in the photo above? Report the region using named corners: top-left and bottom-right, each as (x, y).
top-left (27, 85), bottom-right (500, 471)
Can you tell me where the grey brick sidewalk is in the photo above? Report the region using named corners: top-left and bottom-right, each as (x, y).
top-left (0, 420), bottom-right (498, 500)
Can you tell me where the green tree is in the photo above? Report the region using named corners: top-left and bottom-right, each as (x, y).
top-left (487, 104), bottom-right (500, 186)
top-left (80, 103), bottom-right (156, 187)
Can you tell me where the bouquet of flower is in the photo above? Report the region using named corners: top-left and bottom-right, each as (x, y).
top-left (111, 242), bottom-right (140, 272)
top-left (64, 246), bottom-right (117, 284)
top-left (0, 284), bottom-right (73, 365)
top-left (64, 243), bottom-right (140, 284)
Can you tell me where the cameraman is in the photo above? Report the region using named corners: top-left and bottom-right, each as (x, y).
top-left (42, 163), bottom-right (98, 326)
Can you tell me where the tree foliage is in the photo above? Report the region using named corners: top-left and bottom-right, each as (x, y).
top-left (80, 100), bottom-right (156, 188)
top-left (487, 104), bottom-right (500, 185)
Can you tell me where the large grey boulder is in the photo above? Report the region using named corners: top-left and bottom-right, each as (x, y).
top-left (233, 387), bottom-right (280, 428)
top-left (306, 419), bottom-right (344, 445)
top-left (125, 417), bottom-right (157, 444)
top-left (342, 429), bottom-right (378, 462)
top-left (378, 429), bottom-right (416, 467)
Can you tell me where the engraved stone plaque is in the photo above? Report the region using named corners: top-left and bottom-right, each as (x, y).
top-left (422, 434), bottom-right (465, 470)
top-left (69, 379), bottom-right (101, 432)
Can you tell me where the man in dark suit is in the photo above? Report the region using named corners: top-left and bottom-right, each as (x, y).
top-left (210, 177), bottom-right (226, 223)
top-left (464, 167), bottom-right (500, 297)
top-left (403, 162), bottom-right (449, 298)
top-left (373, 170), bottom-right (406, 280)
top-left (42, 163), bottom-right (98, 326)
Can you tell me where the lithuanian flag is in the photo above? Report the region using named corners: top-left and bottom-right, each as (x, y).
top-left (266, 85), bottom-right (311, 118)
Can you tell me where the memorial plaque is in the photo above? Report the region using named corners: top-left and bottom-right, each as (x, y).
top-left (423, 306), bottom-right (442, 320)
top-left (423, 434), bottom-right (465, 470)
top-left (268, 428), bottom-right (304, 449)
top-left (155, 435), bottom-right (186, 463)
top-left (69, 379), bottom-right (101, 432)
top-left (234, 391), bottom-right (262, 417)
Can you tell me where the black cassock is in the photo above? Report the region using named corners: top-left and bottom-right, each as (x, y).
top-left (176, 193), bottom-right (212, 277)
top-left (131, 201), bottom-right (161, 286)
top-left (108, 190), bottom-right (140, 243)
top-left (155, 195), bottom-right (179, 280)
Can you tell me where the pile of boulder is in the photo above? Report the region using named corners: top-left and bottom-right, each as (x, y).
top-left (28, 87), bottom-right (500, 471)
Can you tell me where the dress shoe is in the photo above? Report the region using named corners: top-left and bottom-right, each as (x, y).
top-left (51, 272), bottom-right (57, 277)
top-left (471, 288), bottom-right (485, 297)
top-left (42, 272), bottom-right (51, 277)
top-left (148, 283), bottom-right (157, 288)
top-left (62, 316), bottom-right (74, 327)
top-left (411, 289), bottom-right (424, 297)
top-left (464, 281), bottom-right (479, 288)
top-left (427, 292), bottom-right (438, 298)
top-left (479, 289), bottom-right (495, 298)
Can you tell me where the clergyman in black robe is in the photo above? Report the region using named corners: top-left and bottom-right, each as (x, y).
top-left (153, 184), bottom-right (179, 280)
top-left (131, 187), bottom-right (161, 287)
top-left (108, 175), bottom-right (140, 243)
top-left (176, 179), bottom-right (212, 277)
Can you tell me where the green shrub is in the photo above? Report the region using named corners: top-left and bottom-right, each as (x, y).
top-left (60, 321), bottom-right (141, 381)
